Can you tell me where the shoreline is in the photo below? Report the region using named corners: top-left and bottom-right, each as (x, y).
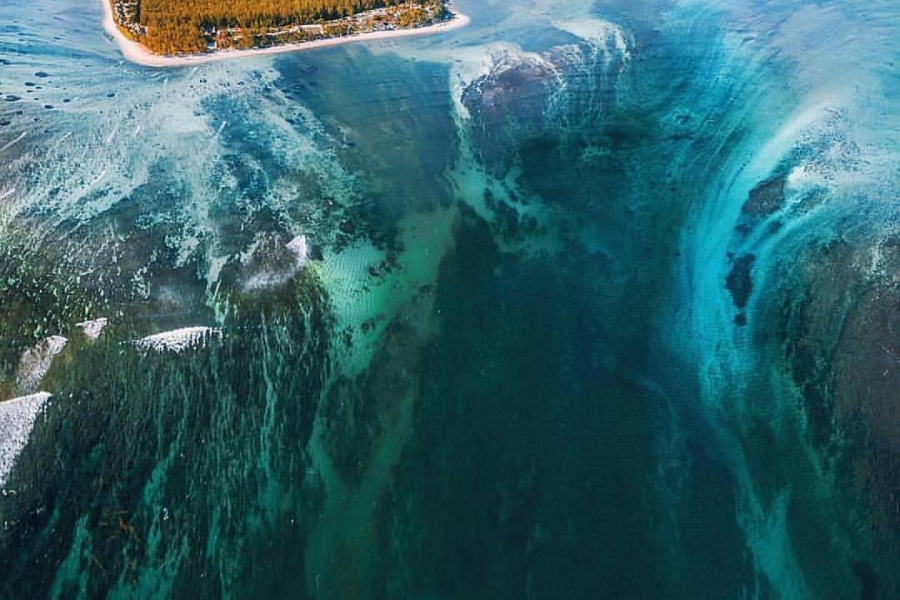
top-left (100, 0), bottom-right (470, 68)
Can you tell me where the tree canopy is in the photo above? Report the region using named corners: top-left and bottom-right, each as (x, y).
top-left (111, 0), bottom-right (447, 55)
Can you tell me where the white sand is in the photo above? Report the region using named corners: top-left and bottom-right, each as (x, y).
top-left (76, 317), bottom-right (108, 341)
top-left (135, 327), bottom-right (221, 352)
top-left (0, 393), bottom-right (51, 486)
top-left (102, 0), bottom-right (470, 68)
top-left (16, 336), bottom-right (67, 395)
top-left (286, 234), bottom-right (311, 267)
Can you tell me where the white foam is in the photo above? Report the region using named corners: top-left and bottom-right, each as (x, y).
top-left (0, 392), bottom-right (51, 487)
top-left (135, 327), bottom-right (220, 353)
top-left (553, 18), bottom-right (631, 60)
top-left (16, 336), bottom-right (68, 394)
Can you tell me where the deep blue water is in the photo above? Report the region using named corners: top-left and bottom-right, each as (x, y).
top-left (2, 0), bottom-right (900, 598)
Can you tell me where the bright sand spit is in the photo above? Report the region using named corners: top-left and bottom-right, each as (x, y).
top-left (101, 0), bottom-right (470, 68)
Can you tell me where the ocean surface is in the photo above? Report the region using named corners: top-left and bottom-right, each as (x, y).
top-left (2, 0), bottom-right (900, 597)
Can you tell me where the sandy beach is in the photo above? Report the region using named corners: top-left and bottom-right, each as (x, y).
top-left (101, 0), bottom-right (470, 68)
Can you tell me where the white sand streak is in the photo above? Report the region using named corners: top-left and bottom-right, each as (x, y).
top-left (16, 336), bottom-right (68, 395)
top-left (286, 234), bottom-right (311, 267)
top-left (0, 393), bottom-right (52, 486)
top-left (0, 132), bottom-right (27, 154)
top-left (135, 327), bottom-right (221, 352)
top-left (76, 318), bottom-right (108, 341)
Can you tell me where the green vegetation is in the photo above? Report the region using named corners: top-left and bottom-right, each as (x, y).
top-left (111, 0), bottom-right (449, 55)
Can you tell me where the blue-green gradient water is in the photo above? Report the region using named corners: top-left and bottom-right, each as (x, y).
top-left (2, 0), bottom-right (900, 597)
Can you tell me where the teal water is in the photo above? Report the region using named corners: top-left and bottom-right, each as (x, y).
top-left (2, 0), bottom-right (900, 598)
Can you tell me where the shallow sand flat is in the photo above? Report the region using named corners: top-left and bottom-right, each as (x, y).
top-left (102, 0), bottom-right (470, 68)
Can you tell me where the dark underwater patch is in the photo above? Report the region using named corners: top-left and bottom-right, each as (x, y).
top-left (726, 253), bottom-right (756, 309)
top-left (743, 174), bottom-right (786, 216)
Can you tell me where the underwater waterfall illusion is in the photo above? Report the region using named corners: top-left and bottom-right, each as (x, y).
top-left (2, 0), bottom-right (900, 597)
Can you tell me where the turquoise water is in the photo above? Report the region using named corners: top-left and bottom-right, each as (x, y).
top-left (2, 0), bottom-right (900, 597)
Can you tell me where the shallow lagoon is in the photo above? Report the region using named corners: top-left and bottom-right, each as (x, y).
top-left (2, 0), bottom-right (900, 597)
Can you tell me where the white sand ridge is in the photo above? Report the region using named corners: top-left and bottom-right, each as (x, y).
top-left (0, 392), bottom-right (52, 487)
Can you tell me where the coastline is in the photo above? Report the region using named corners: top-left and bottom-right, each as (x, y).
top-left (100, 0), bottom-right (470, 68)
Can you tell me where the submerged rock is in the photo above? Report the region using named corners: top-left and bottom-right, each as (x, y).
top-left (743, 174), bottom-right (786, 216)
top-left (726, 254), bottom-right (756, 309)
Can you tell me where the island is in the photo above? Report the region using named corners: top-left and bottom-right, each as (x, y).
top-left (102, 0), bottom-right (469, 66)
